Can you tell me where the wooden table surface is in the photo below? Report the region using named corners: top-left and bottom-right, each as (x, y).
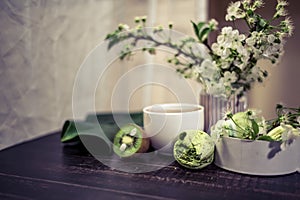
top-left (0, 130), bottom-right (300, 199)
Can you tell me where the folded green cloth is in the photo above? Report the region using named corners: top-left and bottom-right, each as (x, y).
top-left (61, 120), bottom-right (114, 155)
top-left (60, 112), bottom-right (181, 173)
top-left (61, 112), bottom-right (143, 155)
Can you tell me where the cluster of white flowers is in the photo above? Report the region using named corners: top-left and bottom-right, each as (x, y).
top-left (212, 27), bottom-right (247, 67)
top-left (192, 0), bottom-right (293, 99)
top-left (225, 1), bottom-right (246, 21)
top-left (226, 0), bottom-right (265, 21)
top-left (106, 0), bottom-right (293, 100)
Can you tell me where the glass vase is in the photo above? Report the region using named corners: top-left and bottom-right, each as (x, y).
top-left (200, 92), bottom-right (247, 133)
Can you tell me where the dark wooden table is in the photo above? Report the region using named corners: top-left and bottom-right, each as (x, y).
top-left (0, 129), bottom-right (300, 199)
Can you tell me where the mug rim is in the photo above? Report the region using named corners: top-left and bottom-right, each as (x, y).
top-left (143, 103), bottom-right (203, 115)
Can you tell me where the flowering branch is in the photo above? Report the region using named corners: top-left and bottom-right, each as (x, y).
top-left (267, 104), bottom-right (300, 131)
top-left (105, 0), bottom-right (293, 100)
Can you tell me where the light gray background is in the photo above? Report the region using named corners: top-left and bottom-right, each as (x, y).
top-left (0, 0), bottom-right (207, 150)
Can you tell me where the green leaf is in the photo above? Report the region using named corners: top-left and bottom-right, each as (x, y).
top-left (251, 119), bottom-right (259, 136)
top-left (120, 51), bottom-right (131, 60)
top-left (191, 21), bottom-right (200, 41)
top-left (247, 9), bottom-right (254, 17)
top-left (105, 33), bottom-right (112, 40)
top-left (257, 135), bottom-right (275, 141)
top-left (191, 21), bottom-right (206, 42)
top-left (61, 120), bottom-right (110, 143)
top-left (199, 27), bottom-right (212, 42)
top-left (61, 120), bottom-right (79, 143)
top-left (196, 22), bottom-right (206, 31)
top-left (107, 36), bottom-right (124, 50)
top-left (148, 47), bottom-right (156, 55)
top-left (259, 18), bottom-right (267, 27)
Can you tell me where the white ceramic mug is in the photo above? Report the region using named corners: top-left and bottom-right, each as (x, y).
top-left (143, 103), bottom-right (204, 153)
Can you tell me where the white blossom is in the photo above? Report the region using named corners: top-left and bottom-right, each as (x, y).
top-left (118, 23), bottom-right (130, 31)
top-left (210, 119), bottom-right (226, 142)
top-left (280, 124), bottom-right (300, 150)
top-left (246, 65), bottom-right (262, 82)
top-left (242, 0), bottom-right (251, 9)
top-left (224, 71), bottom-right (238, 85)
top-left (277, 0), bottom-right (289, 7)
top-left (211, 118), bottom-right (238, 138)
top-left (242, 0), bottom-right (264, 11)
top-left (197, 59), bottom-right (219, 78)
top-left (263, 43), bottom-right (283, 62)
top-left (220, 59), bottom-right (232, 69)
top-left (276, 7), bottom-right (288, 17)
top-left (211, 118), bottom-right (238, 141)
top-left (267, 34), bottom-right (276, 43)
top-left (246, 37), bottom-right (256, 46)
top-left (258, 117), bottom-right (267, 135)
top-left (222, 26), bottom-right (233, 35)
top-left (225, 1), bottom-right (246, 21)
top-left (253, 0), bottom-right (264, 8)
top-left (280, 17), bottom-right (294, 36)
top-left (211, 43), bottom-right (231, 59)
top-left (206, 80), bottom-right (226, 97)
top-left (208, 19), bottom-right (218, 30)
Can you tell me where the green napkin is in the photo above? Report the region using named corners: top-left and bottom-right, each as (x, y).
top-left (61, 120), bottom-right (114, 154)
top-left (60, 112), bottom-right (184, 173)
top-left (61, 112), bottom-right (143, 154)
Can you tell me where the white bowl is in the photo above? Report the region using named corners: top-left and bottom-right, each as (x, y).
top-left (214, 136), bottom-right (300, 176)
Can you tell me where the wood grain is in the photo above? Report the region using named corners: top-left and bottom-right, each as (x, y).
top-left (0, 132), bottom-right (299, 200)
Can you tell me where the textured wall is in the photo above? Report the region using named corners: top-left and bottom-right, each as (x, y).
top-left (0, 0), bottom-right (206, 150)
top-left (0, 0), bottom-right (115, 150)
